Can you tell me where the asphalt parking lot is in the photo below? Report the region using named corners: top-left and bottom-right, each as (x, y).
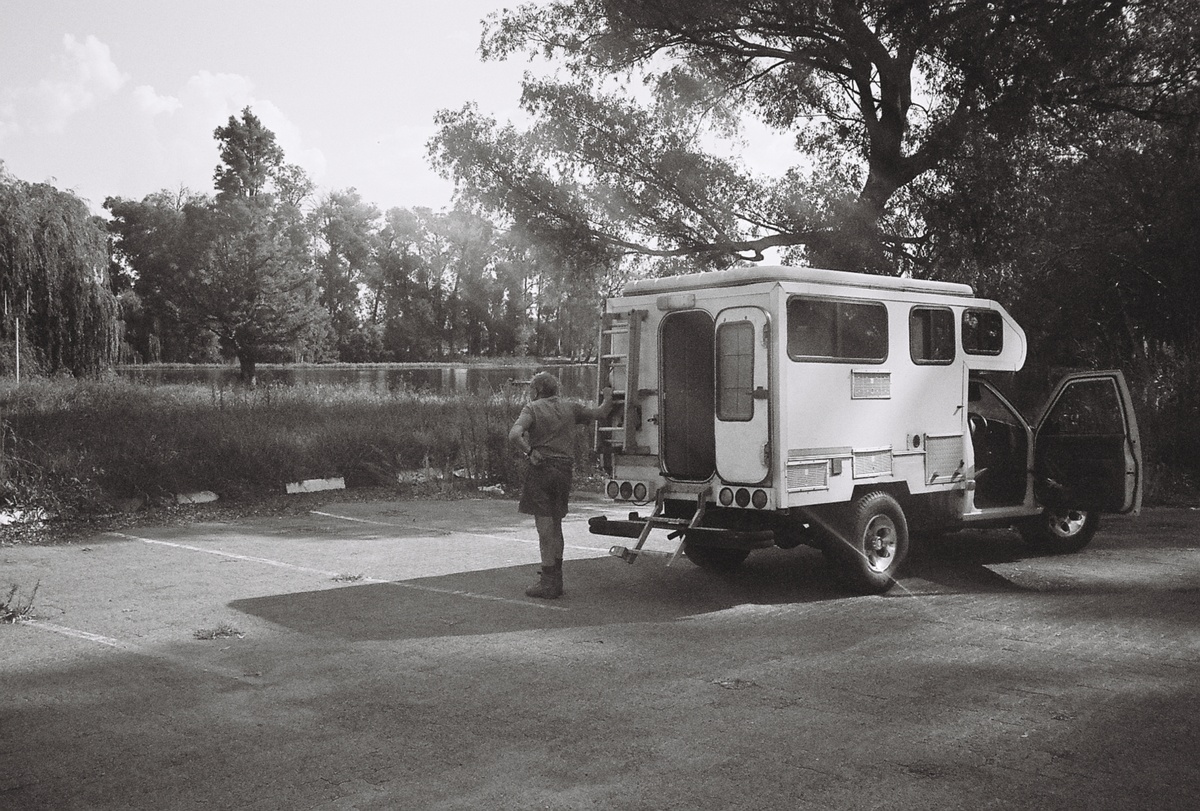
top-left (2, 495), bottom-right (1198, 810)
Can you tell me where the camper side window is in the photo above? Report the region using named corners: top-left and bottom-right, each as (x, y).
top-left (910, 307), bottom-right (955, 364)
top-left (963, 309), bottom-right (1003, 355)
top-left (787, 297), bottom-right (888, 363)
top-left (716, 321), bottom-right (755, 421)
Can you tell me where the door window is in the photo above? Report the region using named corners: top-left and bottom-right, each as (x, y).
top-left (716, 320), bottom-right (755, 421)
top-left (1040, 378), bottom-right (1125, 435)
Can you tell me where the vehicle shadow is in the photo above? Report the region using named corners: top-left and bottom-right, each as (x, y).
top-left (900, 529), bottom-right (1032, 593)
top-left (230, 547), bottom-right (844, 642)
top-left (231, 510), bottom-right (1200, 642)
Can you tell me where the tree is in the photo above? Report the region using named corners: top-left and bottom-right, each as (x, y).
top-left (107, 110), bottom-right (327, 382)
top-left (311, 189), bottom-right (380, 359)
top-left (374, 207), bottom-right (440, 361)
top-left (214, 107), bottom-right (285, 202)
top-left (431, 0), bottom-right (1191, 272)
top-left (1, 163), bottom-right (120, 376)
top-left (178, 197), bottom-right (323, 382)
top-left (106, 188), bottom-right (219, 363)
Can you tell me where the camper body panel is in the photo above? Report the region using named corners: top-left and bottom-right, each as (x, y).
top-left (601, 268), bottom-right (1026, 514)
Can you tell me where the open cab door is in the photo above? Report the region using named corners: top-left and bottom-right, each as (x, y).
top-left (1033, 371), bottom-right (1142, 516)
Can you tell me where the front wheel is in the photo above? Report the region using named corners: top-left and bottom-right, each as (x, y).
top-left (825, 492), bottom-right (910, 595)
top-left (1018, 508), bottom-right (1099, 554)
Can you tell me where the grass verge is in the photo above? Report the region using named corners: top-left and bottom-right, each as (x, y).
top-left (0, 377), bottom-right (599, 523)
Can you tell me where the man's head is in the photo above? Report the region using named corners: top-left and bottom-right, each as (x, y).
top-left (529, 372), bottom-right (560, 400)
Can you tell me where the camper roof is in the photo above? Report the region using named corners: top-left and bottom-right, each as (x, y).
top-left (623, 265), bottom-right (975, 298)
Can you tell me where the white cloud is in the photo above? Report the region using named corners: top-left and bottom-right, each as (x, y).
top-left (0, 37), bottom-right (325, 207)
top-left (15, 34), bottom-right (129, 133)
top-left (123, 71), bottom-right (326, 198)
top-left (133, 85), bottom-right (181, 115)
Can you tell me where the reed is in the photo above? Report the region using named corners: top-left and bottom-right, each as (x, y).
top-left (0, 377), bottom-right (597, 515)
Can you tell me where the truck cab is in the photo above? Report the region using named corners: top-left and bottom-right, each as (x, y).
top-left (588, 266), bottom-right (1142, 593)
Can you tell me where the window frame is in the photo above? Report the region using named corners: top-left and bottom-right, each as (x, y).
top-left (715, 319), bottom-right (756, 422)
top-left (962, 308), bottom-right (1004, 356)
top-left (909, 305), bottom-right (956, 365)
top-left (786, 295), bottom-right (889, 364)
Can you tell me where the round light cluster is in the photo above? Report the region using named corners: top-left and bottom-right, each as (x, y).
top-left (718, 487), bottom-right (769, 509)
top-left (606, 480), bottom-right (649, 502)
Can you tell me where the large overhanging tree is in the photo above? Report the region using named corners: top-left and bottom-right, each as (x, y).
top-left (431, 0), bottom-right (1190, 272)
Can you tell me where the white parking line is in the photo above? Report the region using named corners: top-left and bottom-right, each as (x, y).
top-left (21, 620), bottom-right (260, 683)
top-left (309, 510), bottom-right (611, 553)
top-left (104, 531), bottom-right (570, 612)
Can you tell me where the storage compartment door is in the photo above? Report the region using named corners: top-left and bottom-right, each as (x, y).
top-left (714, 307), bottom-right (771, 484)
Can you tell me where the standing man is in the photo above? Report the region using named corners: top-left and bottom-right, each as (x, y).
top-left (509, 372), bottom-right (616, 599)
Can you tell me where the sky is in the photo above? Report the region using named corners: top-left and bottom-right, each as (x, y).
top-left (0, 0), bottom-right (539, 215)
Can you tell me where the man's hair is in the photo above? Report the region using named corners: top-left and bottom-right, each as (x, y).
top-left (529, 372), bottom-right (560, 400)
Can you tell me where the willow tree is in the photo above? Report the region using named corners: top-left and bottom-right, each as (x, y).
top-left (0, 164), bottom-right (120, 376)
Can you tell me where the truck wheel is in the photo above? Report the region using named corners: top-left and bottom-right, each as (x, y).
top-left (827, 492), bottom-right (910, 595)
top-left (683, 542), bottom-right (750, 572)
top-left (1018, 508), bottom-right (1099, 554)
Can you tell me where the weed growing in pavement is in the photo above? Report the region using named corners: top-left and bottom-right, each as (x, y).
top-left (1, 581), bottom-right (39, 623)
top-left (331, 573), bottom-right (365, 582)
top-left (193, 621), bottom-right (244, 640)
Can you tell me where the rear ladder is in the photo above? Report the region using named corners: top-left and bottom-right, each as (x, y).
top-left (596, 308), bottom-right (649, 457)
top-left (609, 488), bottom-right (711, 567)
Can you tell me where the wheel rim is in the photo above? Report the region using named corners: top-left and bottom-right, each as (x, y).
top-left (861, 515), bottom-right (897, 573)
top-left (1047, 508), bottom-right (1088, 539)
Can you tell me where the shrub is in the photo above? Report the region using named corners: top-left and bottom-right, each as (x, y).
top-left (0, 377), bottom-right (604, 514)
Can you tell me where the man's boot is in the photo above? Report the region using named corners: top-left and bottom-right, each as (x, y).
top-left (525, 563), bottom-right (563, 599)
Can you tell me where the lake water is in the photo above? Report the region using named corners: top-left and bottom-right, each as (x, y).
top-left (117, 363), bottom-right (599, 398)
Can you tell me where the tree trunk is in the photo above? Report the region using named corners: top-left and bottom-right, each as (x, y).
top-left (238, 351), bottom-right (257, 387)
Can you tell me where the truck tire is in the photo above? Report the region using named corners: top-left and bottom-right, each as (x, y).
top-left (827, 491), bottom-right (910, 595)
top-left (683, 542), bottom-right (750, 572)
top-left (1018, 508), bottom-right (1099, 554)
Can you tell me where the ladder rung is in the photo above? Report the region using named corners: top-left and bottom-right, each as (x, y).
top-left (609, 546), bottom-right (677, 562)
top-left (647, 517), bottom-right (689, 527)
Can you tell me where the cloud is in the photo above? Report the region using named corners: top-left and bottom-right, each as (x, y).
top-left (0, 36), bottom-right (324, 209)
top-left (4, 34), bottom-right (130, 135)
top-left (124, 71), bottom-right (326, 198)
top-left (133, 85), bottom-right (181, 116)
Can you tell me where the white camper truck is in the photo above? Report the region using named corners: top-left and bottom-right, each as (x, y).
top-left (588, 265), bottom-right (1142, 594)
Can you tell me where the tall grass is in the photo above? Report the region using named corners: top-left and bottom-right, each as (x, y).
top-left (0, 378), bottom-right (598, 515)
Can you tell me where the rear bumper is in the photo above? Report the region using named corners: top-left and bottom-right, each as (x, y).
top-left (587, 514), bottom-right (775, 550)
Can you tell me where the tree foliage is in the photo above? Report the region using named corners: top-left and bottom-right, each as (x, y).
top-left (431, 0), bottom-right (1198, 272)
top-left (312, 189), bottom-right (381, 358)
top-left (214, 107), bottom-right (285, 202)
top-left (108, 109), bottom-right (327, 382)
top-left (106, 108), bottom-right (612, 372)
top-left (0, 163), bottom-right (120, 375)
